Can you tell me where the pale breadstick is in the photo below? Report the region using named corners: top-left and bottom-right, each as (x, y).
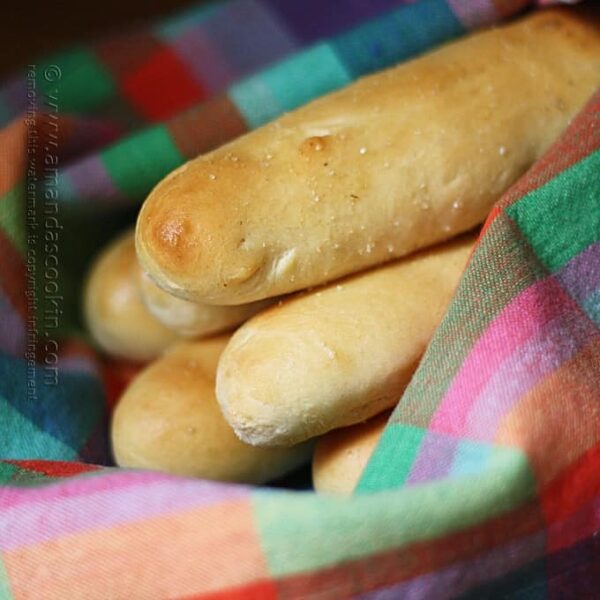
top-left (136, 8), bottom-right (600, 305)
top-left (84, 230), bottom-right (179, 361)
top-left (137, 267), bottom-right (272, 338)
top-left (112, 336), bottom-right (312, 483)
top-left (216, 234), bottom-right (475, 446)
top-left (313, 411), bottom-right (390, 495)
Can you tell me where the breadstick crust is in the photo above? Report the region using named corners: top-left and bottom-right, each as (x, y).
top-left (84, 229), bottom-right (179, 362)
top-left (313, 411), bottom-right (390, 495)
top-left (136, 8), bottom-right (600, 305)
top-left (216, 234), bottom-right (475, 447)
top-left (111, 336), bottom-right (313, 483)
top-left (137, 263), bottom-right (273, 338)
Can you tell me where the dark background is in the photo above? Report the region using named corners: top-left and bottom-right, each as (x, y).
top-left (2, 0), bottom-right (198, 77)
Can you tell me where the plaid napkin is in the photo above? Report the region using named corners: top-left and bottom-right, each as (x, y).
top-left (1, 0), bottom-right (597, 597)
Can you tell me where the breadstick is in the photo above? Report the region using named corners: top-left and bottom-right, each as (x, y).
top-left (112, 336), bottom-right (312, 483)
top-left (136, 8), bottom-right (600, 305)
top-left (216, 234), bottom-right (474, 446)
top-left (84, 230), bottom-right (179, 361)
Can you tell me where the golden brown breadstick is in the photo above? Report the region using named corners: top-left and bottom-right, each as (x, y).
top-left (216, 234), bottom-right (474, 446)
top-left (112, 336), bottom-right (313, 483)
top-left (136, 8), bottom-right (600, 305)
top-left (84, 230), bottom-right (179, 361)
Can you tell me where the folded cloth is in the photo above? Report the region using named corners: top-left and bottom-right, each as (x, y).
top-left (1, 0), bottom-right (597, 598)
